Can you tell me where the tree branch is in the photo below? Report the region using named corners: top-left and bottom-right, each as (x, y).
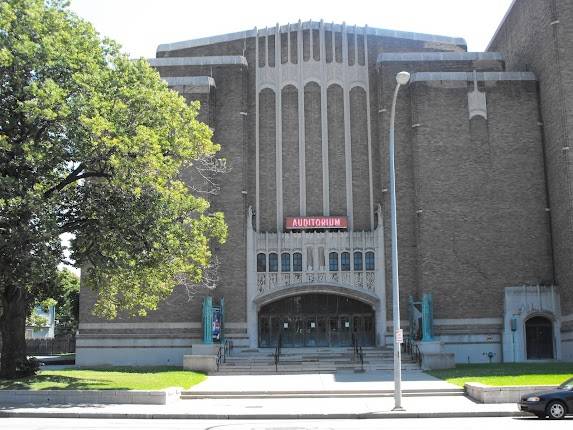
top-left (44, 164), bottom-right (111, 198)
top-left (44, 163), bottom-right (85, 198)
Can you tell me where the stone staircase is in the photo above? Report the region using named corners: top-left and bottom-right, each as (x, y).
top-left (214, 346), bottom-right (421, 374)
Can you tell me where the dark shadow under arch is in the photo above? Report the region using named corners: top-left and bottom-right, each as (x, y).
top-left (258, 292), bottom-right (375, 348)
top-left (525, 315), bottom-right (554, 360)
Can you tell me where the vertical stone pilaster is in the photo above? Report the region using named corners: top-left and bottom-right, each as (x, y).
top-left (320, 20), bottom-right (330, 215)
top-left (342, 23), bottom-right (354, 230)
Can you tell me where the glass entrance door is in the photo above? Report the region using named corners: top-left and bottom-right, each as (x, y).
top-left (316, 317), bottom-right (328, 347)
top-left (258, 294), bottom-right (375, 348)
top-left (292, 318), bottom-right (304, 347)
top-left (305, 317), bottom-right (317, 347)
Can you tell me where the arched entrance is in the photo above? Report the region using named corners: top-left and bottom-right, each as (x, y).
top-left (258, 293), bottom-right (375, 348)
top-left (525, 316), bottom-right (554, 360)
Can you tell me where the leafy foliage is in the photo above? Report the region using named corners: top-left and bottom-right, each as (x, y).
top-left (26, 313), bottom-right (48, 330)
top-left (15, 357), bottom-right (40, 378)
top-left (28, 268), bottom-right (79, 335)
top-left (52, 268), bottom-right (79, 335)
top-left (0, 0), bottom-right (227, 376)
top-left (39, 298), bottom-right (57, 312)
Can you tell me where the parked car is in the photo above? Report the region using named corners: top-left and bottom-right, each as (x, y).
top-left (519, 377), bottom-right (573, 419)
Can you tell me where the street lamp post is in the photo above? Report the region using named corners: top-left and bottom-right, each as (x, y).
top-left (389, 71), bottom-right (410, 411)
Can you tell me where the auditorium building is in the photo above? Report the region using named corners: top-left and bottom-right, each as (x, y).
top-left (77, 0), bottom-right (573, 365)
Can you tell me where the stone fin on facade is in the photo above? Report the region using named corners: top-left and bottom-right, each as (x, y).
top-left (468, 70), bottom-right (488, 120)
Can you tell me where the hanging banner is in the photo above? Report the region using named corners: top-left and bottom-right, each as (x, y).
top-left (285, 216), bottom-right (348, 230)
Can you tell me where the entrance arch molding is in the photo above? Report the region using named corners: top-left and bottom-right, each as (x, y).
top-left (523, 311), bottom-right (556, 325)
top-left (502, 286), bottom-right (562, 362)
top-left (254, 283), bottom-right (379, 309)
top-left (523, 311), bottom-right (556, 360)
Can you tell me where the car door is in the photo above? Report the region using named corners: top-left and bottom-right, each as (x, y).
top-left (566, 388), bottom-right (573, 413)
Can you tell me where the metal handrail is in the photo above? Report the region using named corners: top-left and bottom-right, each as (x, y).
top-left (351, 332), bottom-right (358, 361)
top-left (402, 335), bottom-right (422, 367)
top-left (413, 343), bottom-right (422, 366)
top-left (216, 339), bottom-right (233, 371)
top-left (216, 346), bottom-right (223, 371)
top-left (274, 333), bottom-right (282, 372)
top-left (223, 339), bottom-right (232, 363)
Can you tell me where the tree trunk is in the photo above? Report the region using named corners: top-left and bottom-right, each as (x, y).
top-left (0, 285), bottom-right (28, 379)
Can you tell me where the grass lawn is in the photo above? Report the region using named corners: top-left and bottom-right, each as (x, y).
top-left (428, 362), bottom-right (573, 387)
top-left (0, 367), bottom-right (206, 391)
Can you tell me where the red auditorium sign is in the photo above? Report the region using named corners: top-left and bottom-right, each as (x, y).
top-left (285, 216), bottom-right (348, 230)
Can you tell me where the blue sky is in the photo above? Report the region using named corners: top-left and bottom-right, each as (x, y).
top-left (69, 0), bottom-right (514, 58)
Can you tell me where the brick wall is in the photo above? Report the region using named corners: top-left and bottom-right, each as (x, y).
top-left (410, 79), bottom-right (552, 319)
top-left (489, 0), bottom-right (573, 315)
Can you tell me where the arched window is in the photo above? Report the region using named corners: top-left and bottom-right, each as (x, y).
top-left (365, 251), bottom-right (375, 271)
top-left (329, 252), bottom-right (339, 271)
top-left (268, 253), bottom-right (278, 272)
top-left (354, 252), bottom-right (363, 271)
top-left (257, 253), bottom-right (266, 272)
top-left (341, 252), bottom-right (350, 271)
top-left (293, 252), bottom-right (302, 272)
top-left (281, 253), bottom-right (291, 272)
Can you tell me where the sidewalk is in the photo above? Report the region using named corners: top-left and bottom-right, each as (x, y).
top-left (186, 370), bottom-right (460, 393)
top-left (0, 371), bottom-right (528, 420)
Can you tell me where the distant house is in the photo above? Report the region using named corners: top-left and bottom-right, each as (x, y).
top-left (25, 305), bottom-right (56, 339)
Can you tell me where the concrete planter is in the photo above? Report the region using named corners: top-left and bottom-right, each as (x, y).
top-left (0, 388), bottom-right (180, 405)
top-left (465, 382), bottom-right (557, 403)
top-left (183, 355), bottom-right (217, 373)
top-left (421, 352), bottom-right (455, 370)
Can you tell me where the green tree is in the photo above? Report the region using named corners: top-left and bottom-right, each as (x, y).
top-left (0, 0), bottom-right (227, 378)
top-left (52, 269), bottom-right (79, 336)
top-left (33, 268), bottom-right (80, 336)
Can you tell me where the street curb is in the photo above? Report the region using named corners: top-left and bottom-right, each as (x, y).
top-left (0, 410), bottom-right (531, 420)
top-left (180, 388), bottom-right (465, 399)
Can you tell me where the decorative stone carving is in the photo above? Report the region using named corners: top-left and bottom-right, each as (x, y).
top-left (256, 270), bottom-right (375, 295)
top-left (247, 206), bottom-right (254, 232)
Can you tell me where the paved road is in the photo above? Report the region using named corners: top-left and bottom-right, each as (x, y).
top-left (0, 417), bottom-right (571, 430)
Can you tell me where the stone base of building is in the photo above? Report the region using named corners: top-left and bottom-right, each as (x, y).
top-left (76, 346), bottom-right (193, 367)
top-left (421, 352), bottom-right (456, 370)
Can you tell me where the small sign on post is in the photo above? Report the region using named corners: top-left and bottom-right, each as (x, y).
top-left (395, 329), bottom-right (404, 344)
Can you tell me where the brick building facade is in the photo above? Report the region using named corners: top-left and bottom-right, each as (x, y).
top-left (78, 0), bottom-right (573, 365)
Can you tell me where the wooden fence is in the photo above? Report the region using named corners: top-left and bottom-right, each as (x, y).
top-left (26, 336), bottom-right (75, 355)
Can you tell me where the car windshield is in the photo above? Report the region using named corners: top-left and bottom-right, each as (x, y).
top-left (558, 377), bottom-right (573, 390)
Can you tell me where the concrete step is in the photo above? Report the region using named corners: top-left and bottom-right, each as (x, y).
top-left (220, 357), bottom-right (419, 363)
top-left (216, 347), bottom-right (421, 374)
top-left (219, 362), bottom-right (419, 368)
top-left (218, 363), bottom-right (420, 374)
